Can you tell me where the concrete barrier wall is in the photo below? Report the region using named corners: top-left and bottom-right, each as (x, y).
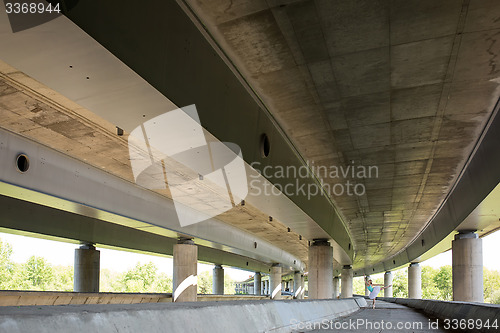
top-left (0, 297), bottom-right (366, 333)
top-left (377, 297), bottom-right (500, 333)
top-left (0, 291), bottom-right (278, 306)
top-left (0, 291), bottom-right (172, 306)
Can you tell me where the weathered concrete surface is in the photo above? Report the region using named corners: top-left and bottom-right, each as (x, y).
top-left (408, 263), bottom-right (422, 299)
top-left (309, 301), bottom-right (447, 332)
top-left (0, 291), bottom-right (173, 306)
top-left (73, 244), bottom-right (100, 293)
top-left (0, 60), bottom-right (309, 272)
top-left (452, 232), bottom-right (483, 302)
top-left (308, 240), bottom-right (333, 299)
top-left (384, 271), bottom-right (393, 297)
top-left (341, 265), bottom-right (353, 298)
top-left (173, 241), bottom-right (198, 302)
top-left (0, 298), bottom-right (365, 333)
top-left (212, 265), bottom-right (224, 295)
top-left (186, 0), bottom-right (500, 271)
top-left (0, 291), bottom-right (274, 306)
top-left (376, 297), bottom-right (500, 333)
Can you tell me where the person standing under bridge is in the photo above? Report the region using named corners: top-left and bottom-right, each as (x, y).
top-left (365, 276), bottom-right (392, 309)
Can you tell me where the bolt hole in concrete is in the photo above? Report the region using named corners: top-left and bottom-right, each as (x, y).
top-left (260, 133), bottom-right (270, 157)
top-left (16, 154), bottom-right (29, 173)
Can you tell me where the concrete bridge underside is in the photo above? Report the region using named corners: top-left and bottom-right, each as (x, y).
top-left (0, 0), bottom-right (499, 299)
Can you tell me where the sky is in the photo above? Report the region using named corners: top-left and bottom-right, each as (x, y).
top-left (1, 229), bottom-right (499, 282)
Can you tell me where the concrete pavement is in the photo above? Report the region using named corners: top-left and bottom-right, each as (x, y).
top-left (307, 301), bottom-right (447, 332)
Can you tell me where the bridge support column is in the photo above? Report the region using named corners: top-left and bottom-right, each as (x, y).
top-left (452, 231), bottom-right (483, 302)
top-left (332, 276), bottom-right (339, 298)
top-left (384, 271), bottom-right (393, 297)
top-left (308, 240), bottom-right (333, 299)
top-left (408, 263), bottom-right (422, 299)
top-left (293, 271), bottom-right (302, 299)
top-left (300, 275), bottom-right (305, 299)
top-left (213, 264), bottom-right (224, 295)
top-left (74, 243), bottom-right (100, 292)
top-left (341, 265), bottom-right (353, 298)
top-left (173, 239), bottom-right (197, 302)
top-left (270, 264), bottom-right (282, 299)
top-left (254, 272), bottom-right (262, 295)
top-left (364, 275), bottom-right (371, 296)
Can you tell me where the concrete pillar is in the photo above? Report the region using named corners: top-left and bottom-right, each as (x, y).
top-left (74, 243), bottom-right (100, 292)
top-left (293, 271), bottom-right (302, 299)
top-left (384, 271), bottom-right (393, 297)
top-left (213, 264), bottom-right (224, 295)
top-left (270, 264), bottom-right (282, 299)
top-left (364, 275), bottom-right (371, 296)
top-left (173, 239), bottom-right (197, 302)
top-left (308, 240), bottom-right (334, 299)
top-left (261, 280), bottom-right (264, 295)
top-left (408, 263), bottom-right (422, 299)
top-left (254, 272), bottom-right (262, 295)
top-left (300, 275), bottom-right (305, 299)
top-left (341, 265), bottom-right (353, 298)
top-left (332, 276), bottom-right (339, 298)
top-left (452, 231), bottom-right (484, 302)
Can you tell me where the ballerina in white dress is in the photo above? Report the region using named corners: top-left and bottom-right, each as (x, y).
top-left (365, 276), bottom-right (392, 309)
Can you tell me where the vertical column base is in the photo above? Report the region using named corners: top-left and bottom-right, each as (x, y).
top-left (173, 239), bottom-right (198, 302)
top-left (254, 272), bottom-right (262, 296)
top-left (213, 264), bottom-right (224, 295)
top-left (341, 265), bottom-right (353, 298)
top-left (452, 232), bottom-right (483, 302)
top-left (332, 276), bottom-right (339, 299)
top-left (308, 240), bottom-right (334, 299)
top-left (408, 263), bottom-right (422, 299)
top-left (270, 264), bottom-right (282, 300)
top-left (384, 271), bottom-right (393, 297)
top-left (74, 243), bottom-right (100, 293)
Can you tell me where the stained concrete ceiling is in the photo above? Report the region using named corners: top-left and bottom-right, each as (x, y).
top-left (0, 60), bottom-right (309, 266)
top-left (184, 0), bottom-right (500, 267)
top-left (0, 0), bottom-right (499, 273)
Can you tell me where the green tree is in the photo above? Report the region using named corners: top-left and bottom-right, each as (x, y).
top-left (392, 269), bottom-right (408, 298)
top-left (224, 274), bottom-right (236, 294)
top-left (155, 272), bottom-right (173, 293)
top-left (20, 256), bottom-right (54, 290)
top-left (120, 262), bottom-right (159, 292)
top-left (433, 266), bottom-right (452, 300)
top-left (0, 238), bottom-right (14, 289)
top-left (484, 268), bottom-right (500, 304)
top-left (422, 266), bottom-right (439, 299)
top-left (197, 270), bottom-right (212, 294)
top-left (353, 277), bottom-right (365, 295)
top-left (52, 265), bottom-right (74, 291)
